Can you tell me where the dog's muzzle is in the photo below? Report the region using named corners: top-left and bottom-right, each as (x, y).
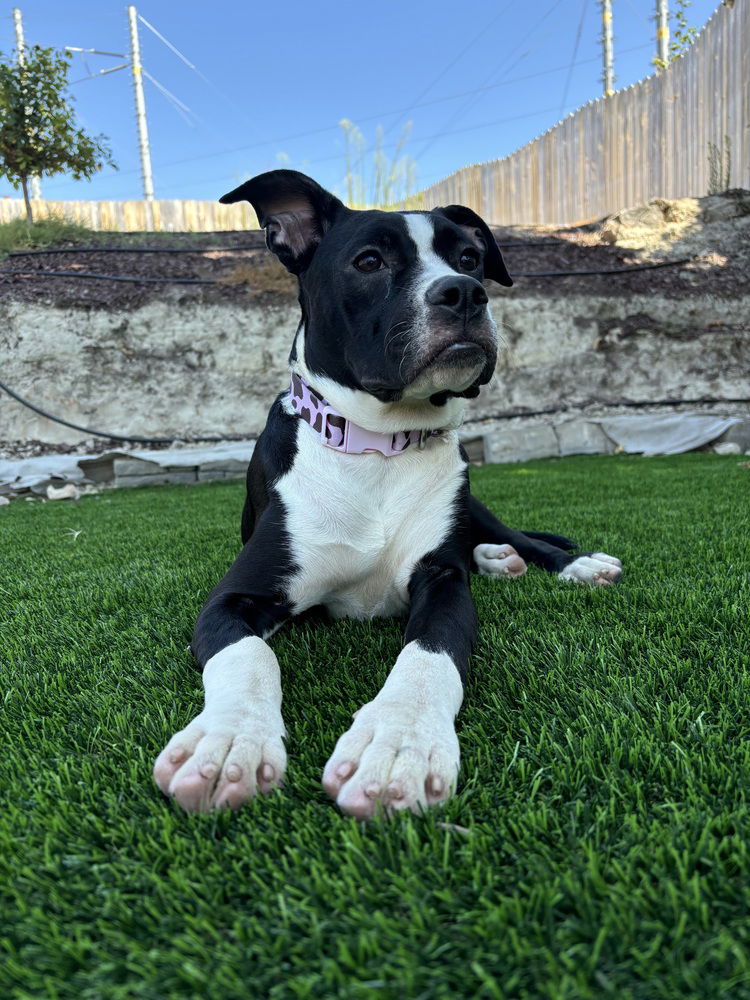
top-left (403, 275), bottom-right (496, 397)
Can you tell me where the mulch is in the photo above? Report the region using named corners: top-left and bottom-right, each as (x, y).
top-left (0, 222), bottom-right (738, 309)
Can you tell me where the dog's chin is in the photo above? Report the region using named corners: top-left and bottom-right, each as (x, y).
top-left (401, 342), bottom-right (487, 402)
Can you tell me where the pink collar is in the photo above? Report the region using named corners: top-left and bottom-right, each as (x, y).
top-left (289, 373), bottom-right (442, 456)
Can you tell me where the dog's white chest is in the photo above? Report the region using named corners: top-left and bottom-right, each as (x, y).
top-left (275, 424), bottom-right (466, 619)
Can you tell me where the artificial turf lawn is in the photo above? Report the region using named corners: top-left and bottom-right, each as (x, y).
top-left (1, 452), bottom-right (749, 1000)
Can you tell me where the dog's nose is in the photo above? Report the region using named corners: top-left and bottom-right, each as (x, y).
top-left (425, 276), bottom-right (488, 321)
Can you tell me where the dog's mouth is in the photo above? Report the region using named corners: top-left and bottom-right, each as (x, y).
top-left (424, 340), bottom-right (486, 370)
top-left (358, 324), bottom-right (497, 404)
top-left (400, 334), bottom-right (492, 401)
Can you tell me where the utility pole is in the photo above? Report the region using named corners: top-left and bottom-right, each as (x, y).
top-left (12, 8), bottom-right (42, 200)
top-left (601, 0), bottom-right (615, 97)
top-left (127, 4), bottom-right (155, 225)
top-left (656, 0), bottom-right (670, 65)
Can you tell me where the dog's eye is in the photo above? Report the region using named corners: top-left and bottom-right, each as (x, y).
top-left (459, 249), bottom-right (480, 270)
top-left (354, 251), bottom-right (384, 273)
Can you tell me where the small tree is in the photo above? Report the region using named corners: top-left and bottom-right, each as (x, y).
top-left (0, 45), bottom-right (115, 222)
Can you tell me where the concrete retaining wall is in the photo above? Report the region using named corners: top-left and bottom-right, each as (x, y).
top-left (1, 290), bottom-right (748, 449)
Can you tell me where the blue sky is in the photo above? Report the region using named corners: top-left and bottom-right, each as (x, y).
top-left (0, 0), bottom-right (720, 204)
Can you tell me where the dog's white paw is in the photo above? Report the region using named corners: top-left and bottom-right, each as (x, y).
top-left (474, 543), bottom-right (527, 578)
top-left (323, 644), bottom-right (463, 819)
top-left (322, 698), bottom-right (459, 818)
top-left (559, 552), bottom-right (622, 587)
top-left (153, 637), bottom-right (287, 813)
top-left (153, 705), bottom-right (287, 812)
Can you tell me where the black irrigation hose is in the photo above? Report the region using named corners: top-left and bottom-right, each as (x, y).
top-left (497, 241), bottom-right (586, 248)
top-left (2, 373), bottom-right (747, 448)
top-left (0, 256), bottom-right (697, 285)
top-left (0, 377), bottom-right (254, 445)
top-left (7, 244), bottom-right (264, 257)
top-left (513, 257), bottom-right (693, 277)
top-left (6, 239), bottom-right (565, 255)
top-left (0, 269), bottom-right (217, 284)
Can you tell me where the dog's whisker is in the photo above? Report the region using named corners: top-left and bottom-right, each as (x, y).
top-left (383, 320), bottom-right (410, 356)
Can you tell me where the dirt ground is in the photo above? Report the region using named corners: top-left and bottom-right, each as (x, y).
top-left (1, 189), bottom-right (748, 311)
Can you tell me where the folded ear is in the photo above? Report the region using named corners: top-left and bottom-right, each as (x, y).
top-left (434, 204), bottom-right (513, 286)
top-left (220, 170), bottom-right (347, 274)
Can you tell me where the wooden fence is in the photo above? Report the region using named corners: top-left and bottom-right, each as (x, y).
top-left (0, 197), bottom-right (259, 232)
top-left (413, 0), bottom-right (749, 225)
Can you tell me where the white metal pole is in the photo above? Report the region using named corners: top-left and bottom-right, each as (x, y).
top-left (12, 8), bottom-right (42, 200)
top-left (12, 9), bottom-right (24, 58)
top-left (656, 0), bottom-right (670, 66)
top-left (601, 0), bottom-right (615, 97)
top-left (127, 4), bottom-right (155, 226)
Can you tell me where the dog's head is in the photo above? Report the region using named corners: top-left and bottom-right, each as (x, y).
top-left (221, 169), bottom-right (512, 426)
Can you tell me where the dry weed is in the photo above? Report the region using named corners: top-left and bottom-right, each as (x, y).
top-left (217, 256), bottom-right (296, 298)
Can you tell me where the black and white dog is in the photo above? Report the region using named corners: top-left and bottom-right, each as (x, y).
top-left (153, 170), bottom-right (622, 818)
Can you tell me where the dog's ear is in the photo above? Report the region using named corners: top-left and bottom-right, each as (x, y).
top-left (220, 170), bottom-right (346, 274)
top-left (434, 204), bottom-right (513, 286)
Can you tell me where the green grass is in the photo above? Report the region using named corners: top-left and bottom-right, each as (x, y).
top-left (1, 453), bottom-right (749, 999)
top-left (0, 215), bottom-right (94, 255)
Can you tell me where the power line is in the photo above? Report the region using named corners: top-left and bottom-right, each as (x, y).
top-left (41, 43), bottom-right (651, 195)
top-left (136, 12), bottom-right (256, 129)
top-left (412, 0), bottom-right (568, 162)
top-left (142, 67), bottom-right (200, 127)
top-left (137, 14), bottom-right (195, 69)
top-left (349, 0), bottom-right (516, 175)
top-left (381, 1), bottom-right (517, 141)
top-left (310, 108), bottom-right (563, 167)
top-left (70, 63), bottom-right (128, 85)
top-left (621, 0), bottom-right (652, 28)
top-left (143, 105), bottom-right (563, 196)
top-left (0, 256), bottom-right (698, 284)
top-left (559, 0), bottom-right (590, 119)
top-left (63, 46), bottom-right (126, 58)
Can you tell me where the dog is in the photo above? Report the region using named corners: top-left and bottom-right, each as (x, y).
top-left (152, 170), bottom-right (622, 818)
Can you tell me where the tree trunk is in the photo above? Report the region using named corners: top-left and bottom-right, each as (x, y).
top-left (20, 175), bottom-right (33, 223)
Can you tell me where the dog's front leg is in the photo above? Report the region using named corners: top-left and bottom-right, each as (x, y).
top-left (153, 520), bottom-right (291, 813)
top-left (323, 559), bottom-right (476, 819)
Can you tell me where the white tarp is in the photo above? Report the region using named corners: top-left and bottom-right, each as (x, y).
top-left (0, 440), bottom-right (255, 493)
top-left (596, 414), bottom-right (740, 456)
top-left (0, 452), bottom-right (89, 492)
